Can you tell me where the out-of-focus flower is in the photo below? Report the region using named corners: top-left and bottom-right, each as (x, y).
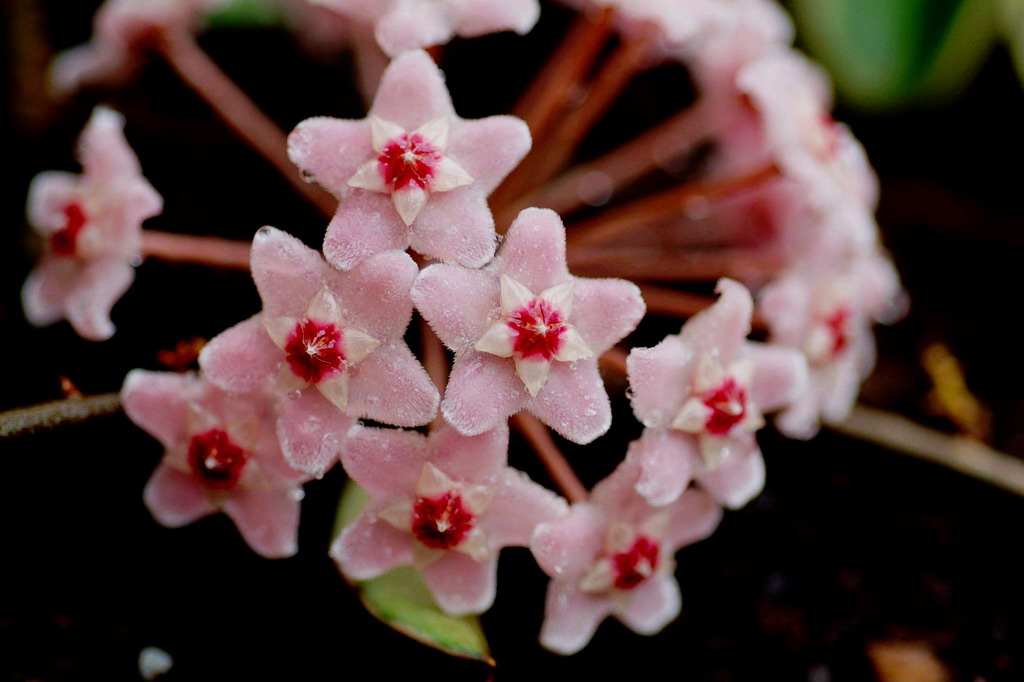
top-left (288, 50), bottom-right (531, 269)
top-left (311, 0), bottom-right (539, 57)
top-left (626, 279), bottom-right (806, 507)
top-left (332, 422), bottom-right (567, 615)
top-left (413, 207), bottom-right (645, 444)
top-left (531, 458), bottom-right (721, 654)
top-left (122, 370), bottom-right (308, 558)
top-left (50, 0), bottom-right (223, 95)
top-left (22, 106), bottom-right (162, 341)
top-left (199, 226), bottom-right (438, 476)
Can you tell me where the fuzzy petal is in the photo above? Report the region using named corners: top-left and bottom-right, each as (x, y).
top-left (287, 116), bottom-right (371, 199)
top-left (626, 335), bottom-right (692, 429)
top-left (617, 573), bottom-right (681, 635)
top-left (665, 487), bottom-right (724, 550)
top-left (413, 264), bottom-right (499, 353)
top-left (749, 342), bottom-right (809, 412)
top-left (121, 370), bottom-right (192, 450)
top-left (346, 342), bottom-right (439, 426)
top-left (276, 389), bottom-right (353, 476)
top-left (498, 208), bottom-right (571, 293)
top-left (404, 190), bottom-right (497, 268)
top-left (199, 316), bottom-right (281, 394)
top-left (482, 468), bottom-right (568, 548)
top-left (79, 106), bottom-right (141, 181)
top-left (447, 116), bottom-right (532, 194)
top-left (539, 580), bottom-right (609, 655)
top-left (250, 226), bottom-right (329, 317)
top-left (680, 278), bottom-right (753, 362)
top-left (442, 352), bottom-right (526, 436)
top-left (531, 504), bottom-right (605, 579)
top-left (332, 511), bottom-right (415, 581)
top-left (323, 191), bottom-right (409, 271)
top-left (429, 421), bottom-right (509, 484)
top-left (223, 486), bottom-right (301, 558)
top-left (341, 425), bottom-right (428, 498)
top-left (420, 552), bottom-right (497, 616)
top-left (571, 277), bottom-right (645, 354)
top-left (369, 50), bottom-right (455, 130)
top-left (64, 257), bottom-right (134, 341)
top-left (335, 249), bottom-right (417, 340)
top-left (626, 429), bottom-right (696, 507)
top-left (526, 360), bottom-right (611, 444)
top-left (695, 438), bottom-right (765, 509)
top-left (143, 464), bottom-right (215, 528)
top-left (374, 2), bottom-right (453, 57)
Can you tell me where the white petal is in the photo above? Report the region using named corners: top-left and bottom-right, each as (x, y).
top-left (579, 558), bottom-right (615, 594)
top-left (695, 353), bottom-right (725, 393)
top-left (639, 511), bottom-right (671, 540)
top-left (342, 327), bottom-right (380, 365)
top-left (728, 356), bottom-right (755, 387)
top-left (515, 356), bottom-right (551, 397)
top-left (275, 362), bottom-right (309, 393)
top-left (672, 398), bottom-right (709, 433)
top-left (370, 115), bottom-right (406, 152)
top-left (414, 117), bottom-right (450, 150)
top-left (500, 274), bottom-right (535, 315)
top-left (317, 372), bottom-right (350, 411)
top-left (456, 527), bottom-right (492, 561)
top-left (348, 159), bottom-right (387, 193)
top-left (263, 315), bottom-right (298, 349)
top-left (392, 185), bottom-right (428, 225)
top-left (474, 322), bottom-right (516, 357)
top-left (553, 326), bottom-right (593, 363)
top-left (416, 461), bottom-right (455, 499)
top-left (461, 483), bottom-right (496, 516)
top-left (430, 156), bottom-right (474, 192)
top-left (699, 435), bottom-right (731, 470)
top-left (804, 325), bottom-right (833, 364)
top-left (306, 286), bottom-right (342, 323)
top-left (539, 280), bottom-right (575, 317)
top-left (378, 499), bottom-right (414, 531)
top-left (605, 522), bottom-right (635, 553)
top-left (740, 403), bottom-right (765, 432)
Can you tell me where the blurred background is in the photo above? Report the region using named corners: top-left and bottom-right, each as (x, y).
top-left (2, 0), bottom-right (1024, 678)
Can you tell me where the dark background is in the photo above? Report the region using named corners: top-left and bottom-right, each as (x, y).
top-left (2, 1), bottom-right (1024, 679)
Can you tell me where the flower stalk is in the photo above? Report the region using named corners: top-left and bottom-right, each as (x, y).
top-left (510, 412), bottom-right (588, 504)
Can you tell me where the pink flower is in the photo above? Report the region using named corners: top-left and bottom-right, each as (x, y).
top-left (121, 370), bottom-right (308, 559)
top-left (530, 458), bottom-right (722, 654)
top-left (288, 50), bottom-right (531, 270)
top-left (331, 422), bottom-right (567, 615)
top-left (413, 207), bottom-right (645, 444)
top-left (22, 106), bottom-right (162, 341)
top-left (50, 0), bottom-right (222, 95)
top-left (198, 226), bottom-right (439, 476)
top-left (311, 0), bottom-right (540, 57)
top-left (759, 247), bottom-right (903, 439)
top-left (626, 279), bottom-right (807, 508)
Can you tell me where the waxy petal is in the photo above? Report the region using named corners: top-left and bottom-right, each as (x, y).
top-left (695, 437), bottom-right (765, 509)
top-left (374, 1), bottom-right (453, 57)
top-left (403, 190), bottom-right (498, 268)
top-left (497, 208), bottom-right (570, 293)
top-left (413, 264), bottom-right (499, 353)
top-left (370, 51), bottom-right (454, 131)
top-left (569, 278), bottom-right (645, 354)
top-left (626, 335), bottom-right (692, 429)
top-left (679, 278), bottom-right (752, 362)
top-left (342, 425), bottom-right (429, 498)
top-left (276, 389), bottom-right (354, 476)
top-left (420, 552), bottom-right (497, 616)
top-left (64, 257), bottom-right (134, 341)
top-left (526, 360), bottom-right (611, 444)
top-left (531, 505), bottom-right (606, 579)
top-left (428, 422), bottom-right (509, 484)
top-left (392, 185), bottom-right (428, 226)
top-left (446, 115), bottom-right (531, 195)
top-left (335, 250), bottom-right (418, 340)
top-left (251, 226), bottom-right (331, 317)
top-left (200, 316), bottom-right (280, 395)
top-left (223, 486), bottom-right (301, 559)
top-left (539, 581), bottom-right (609, 655)
top-left (287, 116), bottom-right (371, 199)
top-left (121, 370), bottom-right (191, 450)
top-left (346, 342), bottom-right (440, 426)
top-left (482, 468), bottom-right (568, 548)
top-left (323, 192), bottom-right (409, 271)
top-left (617, 574), bottom-right (681, 635)
top-left (332, 512), bottom-right (415, 581)
top-left (749, 342), bottom-right (809, 412)
top-left (143, 463), bottom-right (216, 528)
top-left (442, 352), bottom-right (526, 436)
top-left (626, 429), bottom-right (696, 507)
top-left (665, 487), bottom-right (724, 550)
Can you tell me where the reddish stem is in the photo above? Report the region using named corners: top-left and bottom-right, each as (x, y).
top-left (510, 413), bottom-right (587, 504)
top-left (156, 28), bottom-right (336, 217)
top-left (420, 319), bottom-right (449, 395)
top-left (142, 230), bottom-right (251, 269)
top-left (565, 164), bottom-right (778, 250)
top-left (599, 347), bottom-right (629, 377)
top-left (567, 246), bottom-right (781, 284)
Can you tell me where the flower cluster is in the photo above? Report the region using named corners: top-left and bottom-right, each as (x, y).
top-left (25, 0), bottom-right (904, 660)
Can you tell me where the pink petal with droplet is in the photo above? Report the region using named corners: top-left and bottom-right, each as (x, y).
top-left (531, 504), bottom-right (605, 579)
top-left (286, 116), bottom-right (370, 199)
top-left (428, 422), bottom-right (509, 484)
top-left (276, 388), bottom-right (354, 476)
top-left (223, 486), bottom-right (300, 559)
top-left (199, 315), bottom-right (280, 394)
top-left (322, 192), bottom-right (409, 271)
top-left (539, 580), bottom-right (609, 655)
top-left (335, 250), bottom-right (418, 339)
top-left (341, 425), bottom-right (429, 498)
top-left (626, 429), bottom-right (696, 507)
top-left (526, 360), bottom-right (611, 444)
top-left (332, 511), bottom-right (415, 581)
top-left (121, 370), bottom-right (191, 450)
top-left (404, 190), bottom-right (497, 268)
top-left (749, 342), bottom-right (808, 412)
top-left (250, 226), bottom-right (330, 317)
top-left (679, 278), bottom-right (752, 362)
top-left (496, 208), bottom-right (570, 293)
top-left (617, 573), bottom-right (681, 635)
top-left (571, 277), bottom-right (645, 354)
top-left (346, 341), bottom-right (439, 426)
top-left (412, 264), bottom-right (499, 353)
top-left (442, 352), bottom-right (526, 436)
top-left (420, 551), bottom-right (497, 615)
top-left (695, 435), bottom-right (765, 509)
top-left (482, 468), bottom-right (567, 548)
top-left (369, 51), bottom-right (455, 130)
top-left (627, 335), bottom-right (693, 429)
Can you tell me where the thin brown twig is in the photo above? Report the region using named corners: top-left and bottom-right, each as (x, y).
top-left (565, 164), bottom-right (778, 250)
top-left (510, 413), bottom-right (588, 503)
top-left (1, 393), bottom-right (122, 438)
top-left (832, 404), bottom-right (1024, 498)
top-left (156, 28), bottom-right (336, 217)
top-left (142, 230), bottom-right (251, 269)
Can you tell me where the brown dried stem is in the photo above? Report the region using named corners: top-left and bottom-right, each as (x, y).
top-left (511, 413), bottom-right (588, 503)
top-left (156, 28), bottom-right (336, 216)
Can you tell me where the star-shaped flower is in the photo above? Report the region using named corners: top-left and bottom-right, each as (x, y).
top-left (22, 106), bottom-right (162, 341)
top-left (288, 50), bottom-right (531, 270)
top-left (530, 458), bottom-right (722, 654)
top-left (332, 422), bottom-right (568, 615)
top-left (311, 0), bottom-right (540, 57)
top-left (626, 278), bottom-right (807, 508)
top-left (413, 207), bottom-right (645, 444)
top-left (50, 0), bottom-right (221, 96)
top-left (199, 226), bottom-right (439, 476)
top-left (759, 247), bottom-right (902, 439)
top-left (122, 370), bottom-right (308, 559)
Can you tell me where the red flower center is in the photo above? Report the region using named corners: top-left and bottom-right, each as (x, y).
top-left (378, 133), bottom-right (441, 191)
top-left (284, 319), bottom-right (345, 384)
top-left (825, 307), bottom-right (850, 358)
top-left (508, 299), bottom-right (566, 360)
top-left (612, 536), bottom-right (660, 590)
top-left (188, 428), bottom-right (248, 489)
top-left (50, 203), bottom-right (88, 257)
top-left (411, 492), bottom-right (474, 550)
top-left (700, 378), bottom-right (748, 435)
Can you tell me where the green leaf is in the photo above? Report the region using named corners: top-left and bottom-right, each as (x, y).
top-left (204, 0), bottom-right (285, 29)
top-left (998, 0), bottom-right (1024, 86)
top-left (333, 480), bottom-right (494, 665)
top-left (790, 0), bottom-right (996, 110)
